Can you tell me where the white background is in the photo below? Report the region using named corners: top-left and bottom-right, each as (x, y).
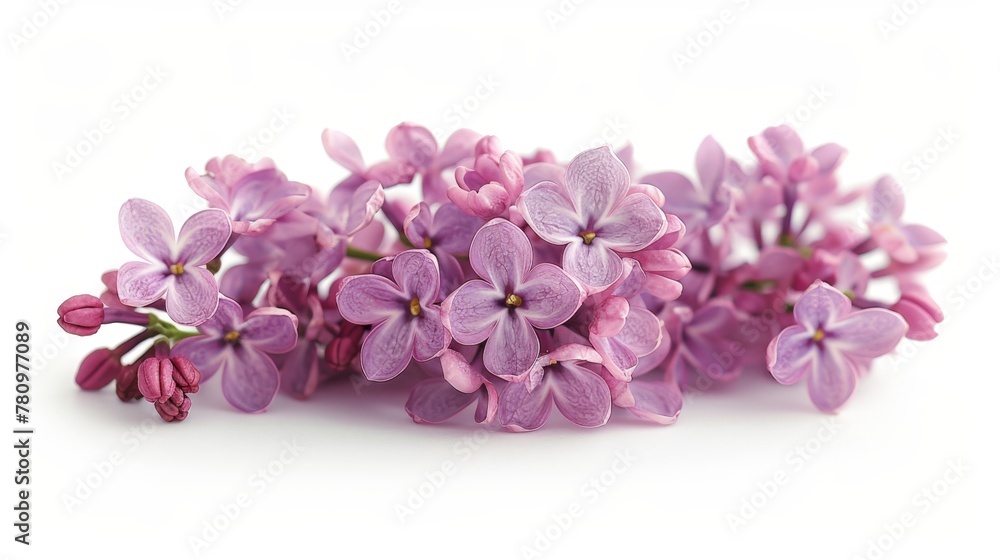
top-left (3, 1), bottom-right (998, 559)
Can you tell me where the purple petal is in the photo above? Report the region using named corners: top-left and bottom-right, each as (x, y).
top-left (241, 308), bottom-right (299, 354)
top-left (360, 315), bottom-right (416, 381)
top-left (428, 203), bottom-right (485, 254)
top-left (117, 261), bottom-right (169, 307)
top-left (591, 335), bottom-right (637, 381)
top-left (748, 126), bottom-right (804, 178)
top-left (617, 307), bottom-right (662, 357)
top-left (563, 240), bottom-right (623, 290)
top-left (386, 123), bottom-right (437, 169)
top-left (171, 336), bottom-right (226, 382)
top-left (403, 202), bottom-right (433, 246)
top-left (442, 279), bottom-right (504, 344)
top-left (517, 263), bottom-right (584, 329)
top-left (406, 378), bottom-right (478, 423)
top-left (523, 162), bottom-right (565, 189)
top-left (469, 218), bottom-right (532, 290)
top-left (342, 180), bottom-right (385, 236)
top-left (164, 267), bottom-right (220, 326)
top-left (119, 198), bottom-right (175, 263)
top-left (766, 325), bottom-right (814, 385)
top-left (336, 274), bottom-right (405, 325)
top-left (644, 171), bottom-right (704, 216)
top-left (412, 306), bottom-right (450, 361)
top-left (201, 296), bottom-right (246, 336)
top-left (565, 146), bottom-right (630, 223)
top-left (902, 224), bottom-right (946, 248)
top-left (810, 143), bottom-right (847, 175)
top-left (794, 282), bottom-right (852, 331)
top-left (436, 252), bottom-right (466, 299)
top-left (484, 314), bottom-right (538, 379)
top-left (392, 250), bottom-right (441, 304)
top-left (176, 208), bottom-right (231, 265)
top-left (220, 263), bottom-right (268, 304)
top-left (550, 363), bottom-right (612, 428)
top-left (695, 136), bottom-right (726, 191)
top-left (590, 297), bottom-right (629, 338)
top-left (436, 128), bottom-right (481, 169)
top-left (475, 382), bottom-right (499, 424)
top-left (322, 129), bottom-right (365, 174)
top-left (518, 180), bottom-right (581, 245)
top-left (498, 379), bottom-right (553, 432)
top-left (596, 193), bottom-right (667, 251)
top-left (440, 349), bottom-right (483, 393)
top-left (627, 379), bottom-right (682, 425)
top-left (279, 340), bottom-right (319, 399)
top-left (828, 308), bottom-right (907, 359)
top-left (229, 169), bottom-right (310, 223)
top-left (807, 348), bottom-right (860, 413)
top-left (870, 175), bottom-right (905, 223)
top-left (220, 346), bottom-right (280, 413)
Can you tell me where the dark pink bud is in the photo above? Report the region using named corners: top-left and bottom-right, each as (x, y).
top-left (154, 388), bottom-right (192, 422)
top-left (116, 363), bottom-right (143, 402)
top-left (170, 355), bottom-right (201, 394)
top-left (325, 321), bottom-right (364, 371)
top-left (57, 295), bottom-right (105, 336)
top-left (75, 348), bottom-right (123, 391)
top-left (137, 358), bottom-right (176, 404)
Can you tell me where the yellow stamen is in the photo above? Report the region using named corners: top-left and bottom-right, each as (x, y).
top-left (812, 329), bottom-right (825, 342)
top-left (423, 238), bottom-right (433, 249)
top-left (224, 331), bottom-right (240, 343)
top-left (169, 263), bottom-right (185, 275)
top-left (409, 297), bottom-right (422, 317)
top-left (580, 231), bottom-right (597, 245)
top-left (549, 359), bottom-right (558, 366)
top-left (505, 294), bottom-right (523, 308)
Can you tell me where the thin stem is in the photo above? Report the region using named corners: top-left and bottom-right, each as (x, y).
top-left (346, 246), bottom-right (384, 262)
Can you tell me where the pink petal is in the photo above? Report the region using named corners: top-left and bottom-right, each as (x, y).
top-left (279, 340), bottom-right (320, 400)
top-left (176, 208), bottom-right (231, 265)
top-left (550, 363), bottom-right (612, 428)
top-left (429, 203), bottom-right (484, 255)
top-left (185, 168), bottom-right (230, 211)
top-left (119, 198), bottom-right (175, 263)
top-left (475, 382), bottom-right (499, 424)
top-left (164, 267), bottom-right (220, 326)
top-left (590, 296), bottom-right (629, 337)
top-left (902, 224), bottom-right (946, 248)
top-left (517, 180), bottom-right (581, 245)
top-left (412, 306), bottom-right (450, 361)
top-left (321, 129), bottom-right (365, 174)
top-left (794, 282), bottom-right (852, 331)
top-left (436, 128), bottom-right (481, 169)
top-left (385, 123), bottom-right (438, 169)
top-left (403, 202), bottom-right (433, 246)
top-left (643, 171), bottom-right (704, 216)
top-left (442, 279), bottom-right (504, 344)
top-left (406, 378), bottom-right (479, 424)
top-left (229, 169), bottom-right (310, 222)
top-left (522, 162), bottom-right (565, 189)
top-left (498, 379), bottom-right (553, 431)
top-left (468, 183), bottom-right (510, 220)
top-left (749, 126), bottom-right (804, 178)
top-left (517, 263), bottom-right (584, 329)
top-left (828, 308), bottom-right (907, 359)
top-left (336, 274), bottom-right (405, 325)
top-left (566, 146), bottom-right (630, 223)
top-left (627, 379), bottom-right (683, 425)
top-left (359, 315), bottom-right (416, 381)
top-left (117, 261), bottom-right (169, 307)
top-left (499, 151), bottom-right (524, 199)
top-left (870, 175), bottom-right (905, 223)
top-left (596, 193), bottom-right (668, 251)
top-left (695, 135), bottom-right (726, 191)
top-left (220, 346), bottom-right (280, 413)
top-left (810, 143), bottom-right (847, 175)
top-left (440, 349), bottom-right (484, 393)
top-left (563, 240), bottom-right (623, 291)
top-left (469, 218), bottom-right (532, 289)
top-left (766, 325), bottom-right (814, 385)
top-left (241, 308), bottom-right (299, 354)
top-left (342, 180), bottom-right (385, 236)
top-left (392, 250), bottom-right (441, 304)
top-left (807, 348), bottom-right (860, 413)
top-left (617, 307), bottom-right (662, 357)
top-left (591, 335), bottom-right (637, 381)
top-left (484, 314), bottom-right (538, 379)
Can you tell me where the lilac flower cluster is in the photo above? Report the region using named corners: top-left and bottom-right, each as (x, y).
top-left (57, 123), bottom-right (945, 429)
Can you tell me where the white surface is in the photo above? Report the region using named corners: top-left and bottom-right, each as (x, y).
top-left (3, 1), bottom-right (997, 559)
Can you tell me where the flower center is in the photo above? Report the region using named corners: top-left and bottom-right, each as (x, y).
top-left (169, 263), bottom-right (185, 275)
top-left (409, 297), bottom-right (422, 317)
top-left (423, 238), bottom-right (433, 249)
top-left (224, 330), bottom-right (240, 344)
top-left (579, 231), bottom-right (597, 245)
top-left (505, 293), bottom-right (523, 308)
top-left (812, 328), bottom-right (825, 342)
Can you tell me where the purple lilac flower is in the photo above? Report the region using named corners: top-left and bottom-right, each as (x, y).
top-left (498, 340), bottom-right (611, 432)
top-left (448, 135), bottom-right (525, 220)
top-left (116, 198), bottom-right (232, 326)
top-left (405, 349), bottom-right (498, 424)
top-left (518, 145), bottom-right (668, 291)
top-left (442, 218), bottom-right (585, 379)
top-left (767, 281), bottom-right (907, 412)
top-left (403, 201), bottom-right (484, 296)
top-left (642, 136), bottom-right (735, 232)
top-left (185, 155), bottom-right (311, 235)
top-left (173, 297), bottom-right (298, 412)
top-left (335, 249), bottom-right (451, 381)
top-left (600, 323), bottom-right (683, 425)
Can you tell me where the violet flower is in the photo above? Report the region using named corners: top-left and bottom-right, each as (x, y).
top-left (518, 145), bottom-right (668, 291)
top-left (643, 136), bottom-right (735, 232)
top-left (335, 249), bottom-right (451, 381)
top-left (498, 342), bottom-right (611, 432)
top-left (767, 282), bottom-right (907, 412)
top-left (117, 198), bottom-right (232, 326)
top-left (442, 218), bottom-right (585, 380)
top-left (449, 135), bottom-right (525, 220)
top-left (185, 155), bottom-right (311, 235)
top-left (600, 323), bottom-right (683, 425)
top-left (403, 202), bottom-right (484, 296)
top-left (173, 297), bottom-right (298, 413)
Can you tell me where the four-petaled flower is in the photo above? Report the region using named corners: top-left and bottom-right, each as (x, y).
top-left (173, 297), bottom-right (298, 413)
top-left (767, 281), bottom-right (907, 412)
top-left (442, 218), bottom-right (585, 379)
top-left (518, 145), bottom-right (668, 291)
top-left (117, 198), bottom-right (232, 326)
top-left (336, 249), bottom-right (452, 381)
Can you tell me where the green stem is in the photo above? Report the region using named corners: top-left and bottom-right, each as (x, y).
top-left (147, 314), bottom-right (199, 342)
top-left (346, 246), bottom-right (384, 262)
